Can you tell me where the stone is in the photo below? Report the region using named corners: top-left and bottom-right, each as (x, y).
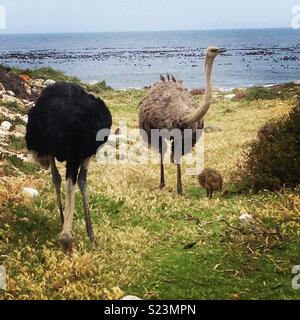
top-left (239, 213), bottom-right (253, 225)
top-left (89, 80), bottom-right (99, 86)
top-left (23, 188), bottom-right (39, 199)
top-left (7, 90), bottom-right (16, 97)
top-left (1, 95), bottom-right (24, 109)
top-left (0, 121), bottom-right (12, 132)
top-left (121, 295), bottom-right (142, 300)
top-left (224, 94), bottom-right (236, 100)
top-left (44, 79), bottom-right (56, 86)
top-left (22, 115), bottom-right (28, 124)
top-left (30, 79), bottom-right (44, 89)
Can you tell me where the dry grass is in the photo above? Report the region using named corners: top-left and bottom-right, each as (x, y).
top-left (1, 87), bottom-right (300, 300)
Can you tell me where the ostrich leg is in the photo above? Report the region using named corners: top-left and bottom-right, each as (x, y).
top-left (78, 158), bottom-right (95, 244)
top-left (160, 151), bottom-right (165, 189)
top-left (159, 137), bottom-right (165, 189)
top-left (177, 164), bottom-right (183, 194)
top-left (206, 189), bottom-right (210, 198)
top-left (59, 161), bottom-right (79, 254)
top-left (50, 157), bottom-right (64, 225)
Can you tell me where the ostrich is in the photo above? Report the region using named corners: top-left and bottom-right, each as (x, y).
top-left (139, 47), bottom-right (224, 194)
top-left (26, 83), bottom-right (112, 253)
top-left (198, 168), bottom-right (223, 199)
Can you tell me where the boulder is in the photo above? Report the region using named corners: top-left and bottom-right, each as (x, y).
top-left (1, 95), bottom-right (25, 109)
top-left (121, 295), bottom-right (142, 301)
top-left (224, 94), bottom-right (236, 100)
top-left (0, 121), bottom-right (12, 132)
top-left (7, 90), bottom-right (16, 97)
top-left (30, 79), bottom-right (44, 89)
top-left (239, 213), bottom-right (253, 225)
top-left (44, 79), bottom-right (56, 86)
top-left (23, 188), bottom-right (39, 199)
top-left (89, 80), bottom-right (99, 86)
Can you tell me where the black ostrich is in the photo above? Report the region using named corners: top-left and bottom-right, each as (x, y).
top-left (26, 83), bottom-right (112, 253)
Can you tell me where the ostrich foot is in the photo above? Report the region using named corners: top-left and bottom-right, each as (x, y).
top-left (59, 232), bottom-right (73, 255)
top-left (159, 183), bottom-right (165, 189)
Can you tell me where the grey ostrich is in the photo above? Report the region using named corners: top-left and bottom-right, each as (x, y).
top-left (139, 47), bottom-right (224, 194)
top-left (26, 83), bottom-right (112, 253)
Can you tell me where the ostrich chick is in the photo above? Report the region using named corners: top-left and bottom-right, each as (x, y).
top-left (198, 168), bottom-right (223, 199)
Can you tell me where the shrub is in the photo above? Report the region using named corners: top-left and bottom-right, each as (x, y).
top-left (236, 98), bottom-right (300, 191)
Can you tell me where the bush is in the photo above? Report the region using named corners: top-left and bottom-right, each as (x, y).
top-left (236, 98), bottom-right (300, 191)
top-left (244, 87), bottom-right (283, 101)
top-left (85, 81), bottom-right (112, 93)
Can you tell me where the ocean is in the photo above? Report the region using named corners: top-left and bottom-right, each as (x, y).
top-left (0, 28), bottom-right (299, 89)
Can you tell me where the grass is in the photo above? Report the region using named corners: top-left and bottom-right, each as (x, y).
top-left (8, 136), bottom-right (26, 151)
top-left (1, 81), bottom-right (300, 300)
top-left (10, 66), bottom-right (112, 92)
top-left (11, 67), bottom-right (81, 85)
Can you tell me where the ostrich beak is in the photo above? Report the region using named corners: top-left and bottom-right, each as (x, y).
top-left (219, 48), bottom-right (226, 55)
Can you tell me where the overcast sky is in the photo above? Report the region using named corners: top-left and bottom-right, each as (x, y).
top-left (0, 0), bottom-right (298, 33)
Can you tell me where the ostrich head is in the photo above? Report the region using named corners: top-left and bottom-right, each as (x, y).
top-left (205, 47), bottom-right (226, 59)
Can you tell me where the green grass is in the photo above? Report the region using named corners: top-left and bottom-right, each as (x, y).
top-left (11, 67), bottom-right (81, 84)
top-left (7, 155), bottom-right (40, 174)
top-left (9, 136), bottom-right (26, 151)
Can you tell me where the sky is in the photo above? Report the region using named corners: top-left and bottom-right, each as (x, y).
top-left (0, 0), bottom-right (298, 33)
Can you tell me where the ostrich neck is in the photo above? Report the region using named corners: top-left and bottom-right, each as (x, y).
top-left (204, 55), bottom-right (213, 104)
top-left (184, 55), bottom-right (215, 124)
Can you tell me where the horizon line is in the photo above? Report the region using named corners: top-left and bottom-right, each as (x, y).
top-left (0, 26), bottom-right (296, 36)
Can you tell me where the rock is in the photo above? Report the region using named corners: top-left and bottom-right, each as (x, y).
top-left (7, 90), bottom-right (16, 97)
top-left (233, 91), bottom-right (247, 101)
top-left (44, 79), bottom-right (56, 86)
top-left (89, 80), bottom-right (99, 86)
top-left (23, 188), bottom-right (39, 199)
top-left (25, 101), bottom-right (35, 109)
top-left (22, 115), bottom-right (28, 124)
top-left (15, 124), bottom-right (26, 135)
top-left (205, 125), bottom-right (222, 133)
top-left (1, 121), bottom-right (12, 132)
top-left (239, 213), bottom-right (253, 225)
top-left (121, 295), bottom-right (142, 301)
top-left (224, 94), bottom-right (236, 100)
top-left (30, 79), bottom-right (44, 89)
top-left (1, 95), bottom-right (25, 109)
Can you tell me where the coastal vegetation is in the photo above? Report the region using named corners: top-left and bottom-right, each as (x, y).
top-left (0, 67), bottom-right (300, 299)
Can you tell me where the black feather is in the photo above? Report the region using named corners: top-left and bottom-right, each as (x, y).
top-left (26, 83), bottom-right (112, 165)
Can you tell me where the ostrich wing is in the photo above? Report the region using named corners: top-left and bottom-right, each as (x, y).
top-left (139, 82), bottom-right (198, 131)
